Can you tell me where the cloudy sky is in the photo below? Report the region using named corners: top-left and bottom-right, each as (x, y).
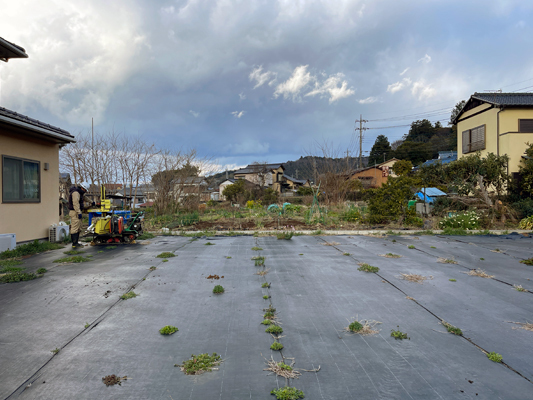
top-left (2, 0), bottom-right (533, 170)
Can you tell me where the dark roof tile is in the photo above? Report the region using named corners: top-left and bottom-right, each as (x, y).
top-left (0, 106), bottom-right (74, 139)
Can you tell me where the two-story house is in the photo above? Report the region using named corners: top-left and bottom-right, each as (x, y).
top-left (453, 93), bottom-right (533, 178)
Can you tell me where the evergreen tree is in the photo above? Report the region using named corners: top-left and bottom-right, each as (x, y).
top-left (368, 135), bottom-right (392, 166)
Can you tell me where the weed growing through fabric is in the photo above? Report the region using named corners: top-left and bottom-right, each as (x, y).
top-left (408, 245), bottom-right (416, 249)
top-left (205, 242), bottom-right (215, 246)
top-left (270, 342), bottom-right (284, 351)
top-left (430, 246), bottom-right (436, 249)
top-left (380, 253), bottom-right (401, 258)
top-left (0, 259), bottom-right (23, 272)
top-left (264, 356), bottom-right (301, 379)
top-left (256, 269), bottom-right (270, 276)
top-left (438, 257), bottom-right (457, 264)
top-left (157, 252), bottom-right (175, 258)
top-left (51, 348), bottom-right (60, 354)
top-left (311, 230), bottom-right (323, 235)
top-left (514, 285), bottom-right (528, 292)
top-left (106, 246), bottom-right (117, 250)
top-left (492, 248), bottom-right (501, 253)
top-left (276, 232), bottom-right (294, 240)
top-left (390, 327), bottom-right (409, 340)
top-left (120, 291), bottom-right (138, 300)
top-left (263, 295), bottom-right (270, 299)
top-left (159, 325), bottom-right (179, 335)
top-left (344, 319), bottom-right (381, 335)
top-left (464, 269), bottom-right (494, 278)
top-left (36, 268), bottom-right (47, 274)
top-left (175, 353), bottom-right (222, 375)
top-left (149, 266), bottom-right (156, 271)
top-left (137, 232), bottom-right (155, 240)
top-left (343, 252), bottom-right (351, 256)
top-left (266, 325), bottom-right (283, 335)
top-left (358, 263), bottom-right (379, 273)
top-left (97, 250), bottom-right (104, 253)
top-left (449, 278), bottom-right (456, 282)
top-left (162, 259), bottom-right (169, 262)
top-left (264, 311), bottom-right (275, 319)
top-left (252, 247), bottom-right (263, 251)
top-left (0, 271), bottom-right (37, 283)
top-left (442, 321), bottom-right (462, 335)
top-left (0, 240), bottom-right (63, 259)
top-left (480, 258), bottom-right (485, 260)
top-left (400, 273), bottom-right (432, 283)
top-left (520, 258), bottom-right (533, 265)
top-left (392, 239), bottom-right (397, 242)
top-left (226, 256), bottom-right (232, 259)
top-left (270, 387), bottom-right (304, 400)
top-left (299, 253), bottom-right (303, 255)
top-left (487, 352), bottom-right (502, 363)
top-left (254, 256), bottom-right (265, 266)
top-left (322, 241), bottom-right (340, 246)
top-left (262, 319), bottom-right (272, 325)
top-left (63, 250), bottom-right (85, 255)
top-left (348, 321), bottom-right (363, 332)
top-left (262, 282), bottom-right (270, 288)
top-left (53, 255), bottom-right (91, 263)
top-left (213, 285), bottom-right (224, 294)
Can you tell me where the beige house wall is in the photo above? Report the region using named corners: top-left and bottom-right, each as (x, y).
top-left (1, 128), bottom-right (61, 242)
top-left (457, 105), bottom-right (533, 174)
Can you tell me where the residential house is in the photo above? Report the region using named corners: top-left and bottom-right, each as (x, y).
top-left (234, 163), bottom-right (285, 191)
top-left (174, 177), bottom-right (210, 203)
top-left (349, 159), bottom-right (399, 189)
top-left (1, 38), bottom-right (76, 243)
top-left (281, 175), bottom-right (311, 196)
top-left (219, 178), bottom-right (235, 201)
top-left (453, 92), bottom-right (533, 178)
top-left (420, 151), bottom-right (457, 168)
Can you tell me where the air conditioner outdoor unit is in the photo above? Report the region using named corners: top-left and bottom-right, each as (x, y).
top-left (49, 225), bottom-right (70, 243)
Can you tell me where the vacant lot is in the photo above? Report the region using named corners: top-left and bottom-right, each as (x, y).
top-left (1, 233), bottom-right (532, 399)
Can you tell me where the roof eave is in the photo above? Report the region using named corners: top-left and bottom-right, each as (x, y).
top-left (0, 38), bottom-right (28, 62)
top-left (0, 114), bottom-right (75, 144)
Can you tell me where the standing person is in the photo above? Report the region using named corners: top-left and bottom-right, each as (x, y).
top-left (68, 184), bottom-right (90, 248)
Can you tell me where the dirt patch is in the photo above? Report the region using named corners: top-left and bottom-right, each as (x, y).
top-left (102, 375), bottom-right (128, 386)
top-left (399, 273), bottom-right (432, 283)
top-left (206, 274), bottom-right (224, 280)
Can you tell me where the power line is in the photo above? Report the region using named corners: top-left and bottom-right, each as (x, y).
top-left (367, 118), bottom-right (449, 130)
top-left (367, 107), bottom-right (453, 122)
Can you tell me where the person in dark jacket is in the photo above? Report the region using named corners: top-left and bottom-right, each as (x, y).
top-left (68, 185), bottom-right (91, 248)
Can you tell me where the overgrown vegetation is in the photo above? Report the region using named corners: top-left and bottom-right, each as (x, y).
top-left (357, 263), bottom-right (379, 273)
top-left (53, 255), bottom-right (91, 263)
top-left (486, 352), bottom-right (502, 363)
top-left (159, 325), bottom-right (179, 335)
top-left (254, 256), bottom-right (266, 266)
top-left (157, 252), bottom-right (175, 258)
top-left (270, 386), bottom-right (305, 400)
top-left (36, 268), bottom-right (47, 274)
top-left (0, 271), bottom-right (37, 283)
top-left (442, 321), bottom-right (462, 335)
top-left (137, 232), bottom-right (156, 240)
top-left (175, 353), bottom-right (221, 375)
top-left (63, 250), bottom-right (85, 255)
top-left (348, 321), bottom-right (363, 332)
top-left (265, 325), bottom-right (283, 335)
top-left (276, 232), bottom-right (294, 240)
top-left (0, 240), bottom-right (63, 259)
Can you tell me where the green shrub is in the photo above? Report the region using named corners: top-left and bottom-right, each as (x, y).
top-left (270, 342), bottom-right (284, 351)
top-left (121, 291), bottom-right (137, 300)
top-left (0, 240), bottom-right (63, 260)
top-left (512, 198), bottom-right (533, 219)
top-left (341, 207), bottom-right (361, 222)
top-left (176, 353), bottom-right (221, 375)
top-left (213, 285), bottom-right (224, 294)
top-left (157, 252), bottom-right (175, 258)
top-left (265, 325), bottom-right (283, 335)
top-left (519, 216), bottom-right (533, 230)
top-left (0, 271), bottom-right (37, 283)
top-left (349, 321), bottom-right (363, 332)
top-left (36, 268), bottom-right (47, 274)
top-left (271, 387), bottom-right (304, 400)
top-left (439, 211), bottom-right (480, 230)
top-left (357, 263), bottom-right (379, 273)
top-left (487, 352), bottom-right (502, 363)
top-left (159, 325), bottom-right (179, 335)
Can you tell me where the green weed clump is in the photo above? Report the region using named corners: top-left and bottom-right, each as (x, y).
top-left (159, 325), bottom-right (179, 335)
top-left (442, 227), bottom-right (469, 236)
top-left (176, 353), bottom-right (221, 375)
top-left (357, 263), bottom-right (379, 273)
top-left (252, 247), bottom-right (263, 251)
top-left (0, 271), bottom-right (37, 283)
top-left (63, 250), bottom-right (85, 255)
top-left (449, 278), bottom-right (456, 282)
top-left (106, 246), bottom-right (117, 250)
top-left (213, 285), bottom-right (224, 294)
top-left (0, 259), bottom-right (24, 273)
top-left (157, 252), bottom-right (175, 258)
top-left (262, 319), bottom-right (272, 325)
top-left (53, 255), bottom-right (91, 263)
top-left (266, 325), bottom-right (283, 335)
top-left (264, 311), bottom-right (275, 319)
top-left (390, 327), bottom-right (409, 340)
top-left (137, 232), bottom-right (156, 240)
top-left (408, 245), bottom-right (416, 249)
top-left (276, 232), bottom-right (294, 240)
top-left (520, 258), bottom-right (533, 265)
top-left (270, 386), bottom-right (304, 400)
top-left (0, 240), bottom-right (63, 260)
top-left (205, 242), bottom-right (215, 246)
top-left (270, 342), bottom-right (284, 351)
top-left (487, 352), bottom-right (502, 363)
top-left (36, 268), bottom-right (47, 274)
top-left (254, 256), bottom-right (266, 266)
top-left (121, 291), bottom-right (138, 300)
top-left (343, 252), bottom-right (351, 256)
top-left (261, 282), bottom-right (270, 288)
top-left (349, 321), bottom-right (363, 332)
top-left (149, 266), bottom-right (157, 271)
top-left (443, 321), bottom-right (462, 335)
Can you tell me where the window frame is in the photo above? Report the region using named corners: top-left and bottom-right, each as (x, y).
top-left (461, 124), bottom-right (486, 154)
top-left (519, 119), bottom-right (533, 133)
top-left (2, 155), bottom-right (41, 203)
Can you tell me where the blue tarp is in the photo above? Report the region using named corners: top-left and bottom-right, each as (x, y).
top-left (415, 187), bottom-right (447, 203)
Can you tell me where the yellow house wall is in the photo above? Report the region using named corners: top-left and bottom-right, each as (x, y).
top-left (457, 105), bottom-right (498, 158)
top-left (0, 129), bottom-right (61, 242)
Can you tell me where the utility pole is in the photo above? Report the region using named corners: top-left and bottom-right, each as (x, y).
top-left (346, 149), bottom-right (349, 171)
top-left (295, 169), bottom-right (299, 179)
top-left (354, 114), bottom-right (368, 169)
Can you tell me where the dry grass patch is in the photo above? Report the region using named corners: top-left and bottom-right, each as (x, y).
top-left (437, 257), bottom-right (457, 264)
top-left (255, 269), bottom-right (270, 276)
top-left (322, 241), bottom-right (340, 246)
top-left (379, 253), bottom-right (401, 258)
top-left (509, 321), bottom-right (533, 332)
top-left (406, 296), bottom-right (415, 300)
top-left (399, 273), bottom-right (432, 284)
top-left (343, 319), bottom-right (381, 336)
top-left (464, 269), bottom-right (494, 278)
top-left (263, 356), bottom-right (301, 379)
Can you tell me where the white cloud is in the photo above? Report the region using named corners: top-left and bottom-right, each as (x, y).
top-left (274, 65), bottom-right (313, 101)
top-left (411, 79), bottom-right (436, 99)
top-left (418, 54), bottom-right (431, 64)
top-left (249, 66), bottom-right (276, 89)
top-left (239, 92), bottom-right (246, 100)
top-left (305, 73), bottom-right (355, 103)
top-left (231, 110), bottom-right (245, 118)
top-left (399, 67), bottom-right (410, 76)
top-left (387, 78), bottom-right (412, 94)
top-left (189, 110), bottom-right (199, 117)
top-left (358, 96), bottom-right (378, 104)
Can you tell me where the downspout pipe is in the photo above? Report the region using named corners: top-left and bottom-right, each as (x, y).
top-left (497, 106), bottom-right (504, 157)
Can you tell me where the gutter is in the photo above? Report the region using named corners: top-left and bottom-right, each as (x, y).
top-left (0, 114), bottom-right (75, 144)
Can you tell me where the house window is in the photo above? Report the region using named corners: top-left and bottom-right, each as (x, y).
top-left (462, 124), bottom-right (485, 154)
top-left (2, 155), bottom-right (40, 203)
top-left (519, 119), bottom-right (533, 133)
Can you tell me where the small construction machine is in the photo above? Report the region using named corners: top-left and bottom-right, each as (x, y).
top-left (86, 185), bottom-right (144, 244)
